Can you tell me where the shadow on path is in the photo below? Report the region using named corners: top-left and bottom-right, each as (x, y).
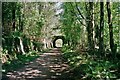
top-left (3, 48), bottom-right (74, 80)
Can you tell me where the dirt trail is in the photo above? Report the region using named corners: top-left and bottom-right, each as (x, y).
top-left (3, 48), bottom-right (73, 80)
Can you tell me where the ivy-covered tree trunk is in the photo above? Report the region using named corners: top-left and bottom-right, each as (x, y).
top-left (107, 2), bottom-right (116, 54)
top-left (12, 3), bottom-right (16, 31)
top-left (119, 3), bottom-right (120, 53)
top-left (85, 2), bottom-right (95, 51)
top-left (18, 7), bottom-right (23, 32)
top-left (99, 2), bottom-right (105, 55)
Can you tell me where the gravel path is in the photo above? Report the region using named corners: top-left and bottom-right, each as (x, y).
top-left (3, 48), bottom-right (73, 80)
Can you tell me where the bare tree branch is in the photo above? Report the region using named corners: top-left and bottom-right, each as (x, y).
top-left (75, 3), bottom-right (86, 20)
top-left (70, 11), bottom-right (86, 26)
top-left (69, 3), bottom-right (86, 26)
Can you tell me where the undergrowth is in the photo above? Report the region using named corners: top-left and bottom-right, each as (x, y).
top-left (2, 51), bottom-right (39, 74)
top-left (61, 47), bottom-right (120, 80)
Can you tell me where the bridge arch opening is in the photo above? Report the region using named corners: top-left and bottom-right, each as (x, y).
top-left (52, 36), bottom-right (65, 48)
top-left (55, 39), bottom-right (63, 47)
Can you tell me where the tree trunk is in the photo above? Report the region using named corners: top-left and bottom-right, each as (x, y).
top-left (19, 14), bottom-right (24, 32)
top-left (18, 6), bottom-right (23, 32)
top-left (119, 3), bottom-right (120, 53)
top-left (99, 2), bottom-right (105, 55)
top-left (19, 13), bottom-right (22, 31)
top-left (19, 38), bottom-right (25, 55)
top-left (12, 3), bottom-right (16, 31)
top-left (85, 2), bottom-right (95, 51)
top-left (106, 2), bottom-right (116, 54)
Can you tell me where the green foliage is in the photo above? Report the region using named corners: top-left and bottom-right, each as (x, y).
top-left (2, 2), bottom-right (45, 58)
top-left (2, 51), bottom-right (39, 73)
top-left (23, 3), bottom-right (45, 37)
top-left (32, 41), bottom-right (44, 51)
top-left (62, 46), bottom-right (120, 79)
top-left (61, 45), bottom-right (71, 52)
top-left (60, 3), bottom-right (81, 49)
top-left (61, 3), bottom-right (120, 79)
top-left (84, 60), bottom-right (118, 79)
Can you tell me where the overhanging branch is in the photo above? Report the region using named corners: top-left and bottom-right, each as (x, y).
top-left (75, 3), bottom-right (86, 20)
top-left (69, 3), bottom-right (86, 26)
